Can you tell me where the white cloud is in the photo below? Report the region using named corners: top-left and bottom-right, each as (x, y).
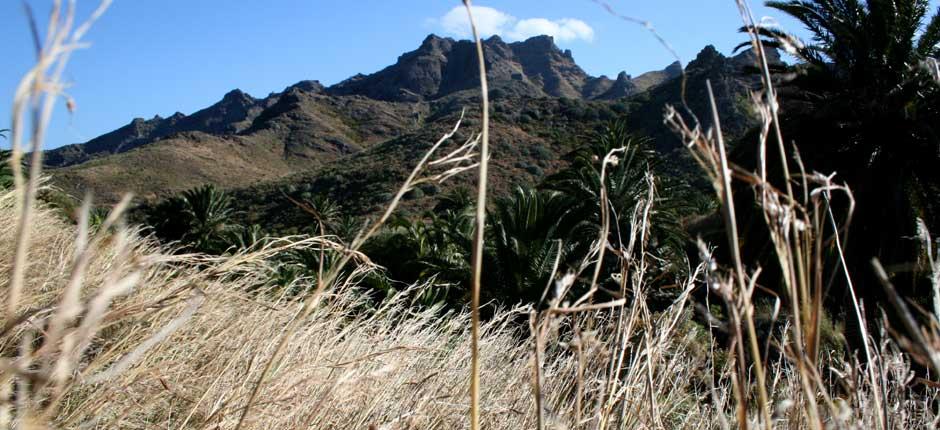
top-left (439, 6), bottom-right (514, 39)
top-left (509, 18), bottom-right (594, 42)
top-left (437, 6), bottom-right (594, 43)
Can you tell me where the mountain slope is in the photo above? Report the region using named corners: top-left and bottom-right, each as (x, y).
top-left (53, 89), bottom-right (427, 202)
top-left (47, 35), bottom-right (777, 211)
top-left (45, 88), bottom-right (278, 167)
top-left (230, 96), bottom-right (625, 232)
top-left (626, 45), bottom-right (783, 155)
top-left (53, 132), bottom-right (291, 201)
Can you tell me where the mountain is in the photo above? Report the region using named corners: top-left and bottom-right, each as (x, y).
top-left (626, 44), bottom-right (783, 155)
top-left (631, 62), bottom-right (683, 92)
top-left (326, 34), bottom-right (680, 102)
top-left (47, 34), bottom-right (777, 216)
top-left (46, 88), bottom-right (277, 167)
top-left (230, 45), bottom-right (779, 230)
top-left (51, 90), bottom-right (425, 202)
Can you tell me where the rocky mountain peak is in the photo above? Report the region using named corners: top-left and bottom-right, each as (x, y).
top-left (321, 33), bottom-right (707, 103)
top-left (419, 34), bottom-right (455, 51)
top-left (287, 80), bottom-right (325, 93)
top-left (484, 34), bottom-right (506, 45)
top-left (326, 33), bottom-right (602, 101)
top-left (688, 45), bottom-right (726, 71)
top-left (664, 61), bottom-right (683, 76)
top-left (221, 88), bottom-right (256, 106)
top-left (516, 34), bottom-right (556, 50)
top-left (730, 46), bottom-right (784, 69)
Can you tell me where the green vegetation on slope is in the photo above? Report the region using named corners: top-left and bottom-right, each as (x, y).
top-left (138, 122), bottom-right (702, 310)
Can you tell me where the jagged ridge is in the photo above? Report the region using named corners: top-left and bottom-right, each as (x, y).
top-left (327, 34), bottom-right (682, 102)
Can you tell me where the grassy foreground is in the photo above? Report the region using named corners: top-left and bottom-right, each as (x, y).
top-left (0, 187), bottom-right (936, 428)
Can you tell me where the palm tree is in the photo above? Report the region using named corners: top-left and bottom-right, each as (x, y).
top-left (303, 194), bottom-right (341, 235)
top-left (363, 211), bottom-right (472, 307)
top-left (88, 207), bottom-right (111, 231)
top-left (373, 124), bottom-right (692, 307)
top-left (743, 0), bottom-right (940, 296)
top-left (754, 1), bottom-right (940, 88)
top-left (545, 123), bottom-right (691, 275)
top-left (433, 186), bottom-right (475, 214)
top-left (146, 184), bottom-right (238, 253)
top-left (180, 185), bottom-right (236, 252)
top-left (333, 216), bottom-right (364, 243)
top-left (225, 224), bottom-right (267, 252)
top-left (487, 187), bottom-right (574, 304)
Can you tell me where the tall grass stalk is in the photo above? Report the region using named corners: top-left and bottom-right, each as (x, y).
top-left (462, 1), bottom-right (491, 429)
top-left (7, 0), bottom-right (111, 325)
top-left (707, 80), bottom-right (772, 430)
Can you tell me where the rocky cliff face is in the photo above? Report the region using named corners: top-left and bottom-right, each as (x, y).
top-left (326, 34), bottom-right (674, 102)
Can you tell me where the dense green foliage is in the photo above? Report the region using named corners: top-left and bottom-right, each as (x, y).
top-left (0, 149), bottom-right (13, 190)
top-left (139, 123), bottom-right (697, 309)
top-left (145, 184), bottom-right (244, 254)
top-left (134, 1), bottom-right (940, 315)
top-left (738, 0), bottom-right (940, 300)
top-left (366, 123), bottom-right (697, 307)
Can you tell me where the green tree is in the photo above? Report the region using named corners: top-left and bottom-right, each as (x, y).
top-left (147, 184), bottom-right (238, 253)
top-left (365, 124), bottom-right (692, 308)
top-left (754, 1), bottom-right (940, 86)
top-left (365, 208), bottom-right (474, 306)
top-left (743, 0), bottom-right (940, 296)
top-left (302, 194), bottom-right (341, 234)
top-left (364, 187), bottom-right (477, 306)
top-left (224, 224), bottom-right (267, 252)
top-left (181, 185), bottom-right (236, 252)
top-left (545, 122), bottom-right (691, 275)
top-left (486, 187), bottom-right (574, 304)
top-left (433, 186), bottom-right (474, 213)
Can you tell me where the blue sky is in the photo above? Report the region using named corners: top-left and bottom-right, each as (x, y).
top-left (0, 1), bottom-right (915, 149)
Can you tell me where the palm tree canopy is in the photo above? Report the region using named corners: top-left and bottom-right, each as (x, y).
top-left (146, 184), bottom-right (237, 254)
top-left (757, 1), bottom-right (939, 88)
top-left (732, 0), bottom-right (940, 304)
top-left (545, 122), bottom-right (691, 268)
top-left (487, 187), bottom-right (573, 303)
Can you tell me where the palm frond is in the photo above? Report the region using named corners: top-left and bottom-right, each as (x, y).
top-left (917, 6), bottom-right (940, 57)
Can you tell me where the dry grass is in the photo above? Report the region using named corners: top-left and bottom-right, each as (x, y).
top-left (1, 184), bottom-right (937, 429)
top-left (3, 1), bottom-right (940, 429)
